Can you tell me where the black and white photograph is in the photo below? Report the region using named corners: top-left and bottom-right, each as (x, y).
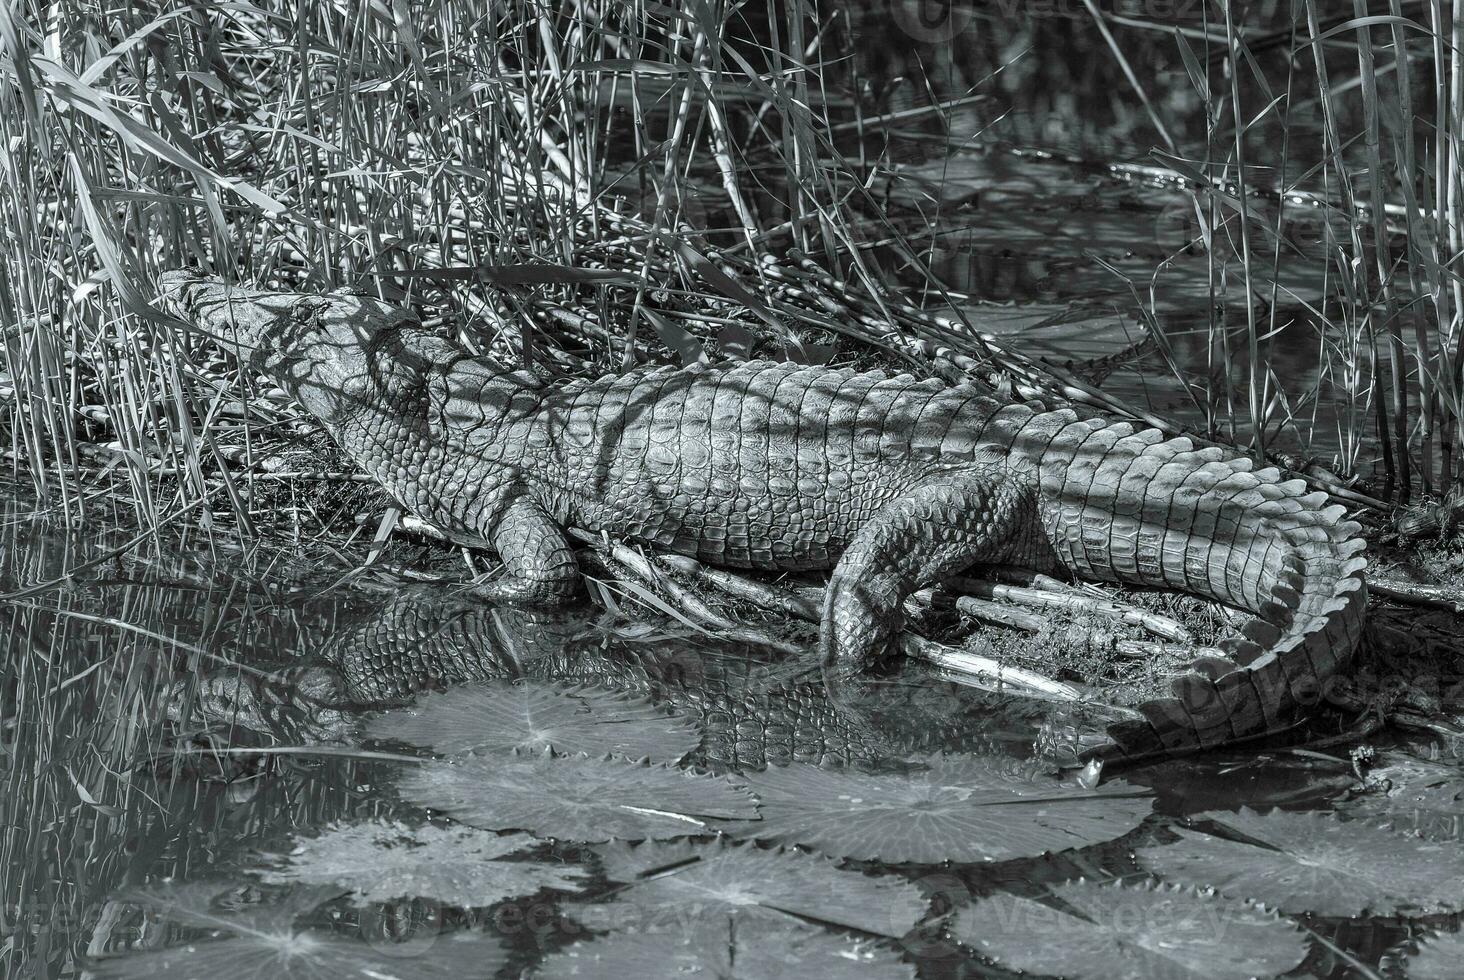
top-left (1, 1), bottom-right (1462, 977)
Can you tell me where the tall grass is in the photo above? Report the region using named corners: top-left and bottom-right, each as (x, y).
top-left (1136, 1), bottom-right (1464, 502)
top-left (0, 0), bottom-right (1461, 531)
top-left (0, 0), bottom-right (878, 526)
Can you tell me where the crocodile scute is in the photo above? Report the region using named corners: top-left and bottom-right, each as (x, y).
top-left (156, 270), bottom-right (1368, 759)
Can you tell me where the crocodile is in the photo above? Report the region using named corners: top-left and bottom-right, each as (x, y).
top-left (183, 593), bottom-right (1025, 771)
top-left (156, 271), bottom-right (1369, 759)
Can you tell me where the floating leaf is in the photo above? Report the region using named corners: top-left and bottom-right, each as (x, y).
top-left (536, 919), bottom-right (914, 980)
top-left (1137, 807), bottom-right (1464, 916)
top-left (951, 880), bottom-right (1306, 980)
top-left (592, 837), bottom-right (730, 880)
top-left (92, 884), bottom-right (507, 979)
top-left (1404, 931), bottom-right (1464, 980)
top-left (90, 928), bottom-right (507, 980)
top-left (399, 750), bottom-right (758, 841)
top-left (736, 755), bottom-right (1151, 863)
top-left (369, 681), bottom-right (700, 762)
top-left (580, 839), bottom-right (925, 938)
top-left (258, 820), bottom-right (589, 907)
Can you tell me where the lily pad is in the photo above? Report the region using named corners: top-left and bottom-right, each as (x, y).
top-left (91, 929), bottom-right (507, 980)
top-left (951, 880), bottom-right (1306, 980)
top-left (369, 681), bottom-right (700, 762)
top-left (399, 750), bottom-right (758, 841)
top-left (1137, 807), bottom-right (1464, 916)
top-left (536, 919), bottom-right (914, 980)
top-left (259, 820), bottom-right (589, 907)
top-left (1403, 930), bottom-right (1464, 980)
top-left (736, 755), bottom-right (1152, 863)
top-left (91, 883), bottom-right (508, 979)
top-left (580, 839), bottom-right (926, 938)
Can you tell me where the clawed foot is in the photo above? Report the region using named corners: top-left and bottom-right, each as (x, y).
top-left (819, 572), bottom-right (903, 679)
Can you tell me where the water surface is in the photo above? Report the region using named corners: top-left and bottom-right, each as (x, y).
top-left (3, 488), bottom-right (1459, 979)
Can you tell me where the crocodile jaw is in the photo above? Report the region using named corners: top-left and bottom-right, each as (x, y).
top-left (155, 270), bottom-right (414, 426)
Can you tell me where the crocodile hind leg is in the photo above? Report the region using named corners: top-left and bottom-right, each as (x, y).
top-left (821, 468), bottom-right (1041, 677)
top-left (469, 493), bottom-right (581, 603)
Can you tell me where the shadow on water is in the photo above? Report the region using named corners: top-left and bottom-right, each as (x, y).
top-left (3, 486), bottom-right (1460, 978)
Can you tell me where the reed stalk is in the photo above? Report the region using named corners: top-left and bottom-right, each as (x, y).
top-left (1, 1), bottom-right (1462, 534)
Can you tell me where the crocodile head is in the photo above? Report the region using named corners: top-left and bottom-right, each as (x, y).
top-left (156, 270), bottom-right (434, 427)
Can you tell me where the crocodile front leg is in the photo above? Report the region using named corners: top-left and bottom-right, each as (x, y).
top-left (470, 493), bottom-right (581, 603)
top-left (821, 467), bottom-right (1041, 677)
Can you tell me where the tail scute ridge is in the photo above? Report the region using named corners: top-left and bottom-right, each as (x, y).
top-left (1093, 446), bottom-right (1368, 762)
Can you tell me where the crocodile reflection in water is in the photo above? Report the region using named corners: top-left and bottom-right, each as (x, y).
top-left (182, 590), bottom-right (1044, 772)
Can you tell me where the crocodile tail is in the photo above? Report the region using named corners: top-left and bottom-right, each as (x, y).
top-left (1002, 408), bottom-right (1369, 759)
top-left (1108, 493), bottom-right (1367, 760)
